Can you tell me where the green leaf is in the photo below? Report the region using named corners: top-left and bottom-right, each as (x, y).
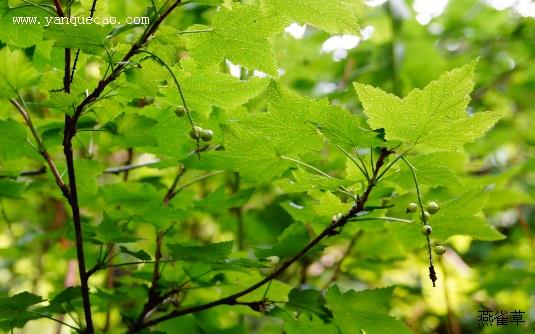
top-left (286, 288), bottom-right (331, 319)
top-left (430, 189), bottom-right (506, 241)
top-left (119, 246), bottom-right (152, 261)
top-left (385, 152), bottom-right (466, 189)
top-left (75, 159), bottom-right (104, 206)
top-left (45, 23), bottom-right (110, 53)
top-left (169, 62), bottom-right (270, 113)
top-left (0, 291), bottom-right (43, 320)
top-left (0, 179), bottom-right (25, 198)
top-left (103, 112), bottom-right (158, 148)
top-left (0, 48), bottom-right (40, 98)
top-left (355, 62), bottom-right (500, 151)
top-left (389, 189), bottom-right (504, 248)
top-left (167, 241), bottom-right (234, 263)
top-left (124, 59), bottom-right (168, 97)
top-left (185, 3), bottom-right (283, 76)
top-left (264, 0), bottom-right (360, 34)
top-left (326, 286), bottom-right (413, 334)
top-left (41, 287), bottom-right (83, 314)
top-left (313, 105), bottom-right (384, 148)
top-left (274, 169), bottom-right (349, 193)
top-left (207, 83), bottom-right (325, 182)
top-left (43, 92), bottom-right (79, 115)
top-left (0, 3), bottom-right (45, 48)
top-left (261, 82), bottom-right (331, 154)
top-left (285, 318), bottom-right (338, 334)
top-left (0, 119), bottom-right (37, 160)
top-left (255, 222), bottom-right (309, 259)
top-left (146, 109), bottom-right (193, 160)
top-left (95, 213), bottom-right (140, 244)
top-left (194, 187), bottom-right (254, 214)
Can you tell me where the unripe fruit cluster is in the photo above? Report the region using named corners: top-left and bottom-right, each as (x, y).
top-left (190, 125), bottom-right (214, 142)
top-left (406, 201), bottom-right (440, 215)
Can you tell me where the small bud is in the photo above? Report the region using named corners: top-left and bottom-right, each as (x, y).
top-left (426, 201), bottom-right (440, 214)
top-left (266, 256), bottom-right (279, 265)
top-left (189, 126), bottom-right (203, 140)
top-left (200, 129), bottom-right (214, 142)
top-left (174, 106), bottom-right (186, 117)
top-left (332, 213), bottom-right (343, 223)
top-left (406, 202), bottom-right (418, 213)
top-left (421, 224), bottom-right (432, 236)
top-left (434, 245), bottom-right (446, 255)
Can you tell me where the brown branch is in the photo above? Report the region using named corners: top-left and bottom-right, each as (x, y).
top-left (70, 0), bottom-right (100, 84)
top-left (63, 116), bottom-right (94, 334)
top-left (89, 0), bottom-right (98, 17)
top-left (6, 145), bottom-right (213, 179)
top-left (127, 148), bottom-right (393, 332)
top-left (163, 165), bottom-right (187, 205)
top-left (56, 3), bottom-right (183, 332)
top-left (53, 0), bottom-right (65, 17)
top-left (129, 231), bottom-right (165, 329)
top-left (165, 171), bottom-right (226, 204)
top-left (0, 166), bottom-right (46, 179)
top-left (104, 160), bottom-right (161, 174)
top-left (64, 49), bottom-right (72, 93)
top-left (9, 99), bottom-right (69, 199)
top-left (70, 0), bottom-right (182, 126)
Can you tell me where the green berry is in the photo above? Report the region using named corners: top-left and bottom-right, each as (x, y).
top-left (434, 245), bottom-right (446, 255)
top-left (420, 211), bottom-right (431, 222)
top-left (200, 129), bottom-right (214, 142)
top-left (406, 202), bottom-right (418, 213)
top-left (426, 201), bottom-right (440, 214)
top-left (189, 126), bottom-right (203, 140)
top-left (174, 106), bottom-right (186, 117)
top-left (421, 224), bottom-right (432, 236)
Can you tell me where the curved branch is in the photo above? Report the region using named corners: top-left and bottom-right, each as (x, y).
top-left (9, 99), bottom-right (69, 199)
top-left (127, 148), bottom-right (393, 332)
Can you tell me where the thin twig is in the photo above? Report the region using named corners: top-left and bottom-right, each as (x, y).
top-left (27, 311), bottom-right (81, 333)
top-left (280, 155), bottom-right (333, 179)
top-left (335, 144), bottom-right (370, 181)
top-left (163, 165), bottom-right (186, 205)
top-left (9, 99), bottom-right (69, 199)
top-left (165, 171), bottom-right (226, 203)
top-left (400, 156), bottom-right (436, 286)
top-left (137, 50), bottom-right (200, 156)
top-left (104, 160), bottom-right (161, 174)
top-left (70, 0), bottom-right (100, 84)
top-left (178, 29), bottom-right (213, 34)
top-left (375, 148), bottom-right (412, 182)
top-left (348, 216), bottom-right (413, 223)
